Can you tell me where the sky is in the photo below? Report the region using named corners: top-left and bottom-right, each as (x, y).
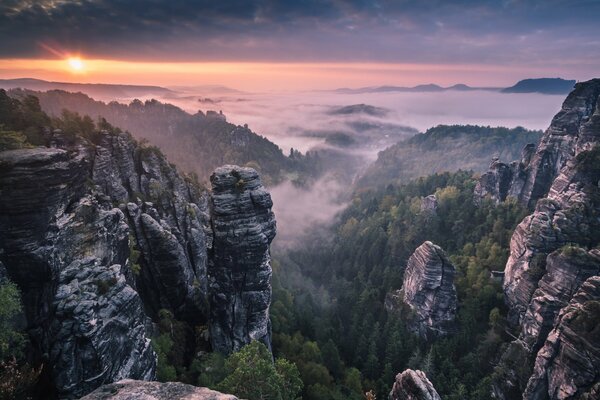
top-left (0, 0), bottom-right (599, 90)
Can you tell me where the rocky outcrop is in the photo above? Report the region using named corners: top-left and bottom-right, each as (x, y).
top-left (0, 146), bottom-right (156, 398)
top-left (208, 166), bottom-right (276, 354)
top-left (475, 79), bottom-right (600, 207)
top-left (473, 148), bottom-right (532, 204)
top-left (491, 79), bottom-right (600, 399)
top-left (420, 194), bottom-right (438, 213)
top-left (80, 379), bottom-right (238, 400)
top-left (0, 130), bottom-right (276, 397)
top-left (523, 276), bottom-right (600, 400)
top-left (389, 369), bottom-right (441, 400)
top-left (400, 241), bottom-right (457, 339)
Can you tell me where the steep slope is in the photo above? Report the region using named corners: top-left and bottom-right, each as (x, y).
top-left (394, 241), bottom-right (458, 339)
top-left (8, 89), bottom-right (300, 185)
top-left (476, 79), bottom-right (600, 207)
top-left (0, 92), bottom-right (276, 398)
top-left (358, 125), bottom-right (542, 190)
top-left (490, 79), bottom-right (600, 399)
top-left (523, 276), bottom-right (600, 400)
top-left (208, 166), bottom-right (276, 354)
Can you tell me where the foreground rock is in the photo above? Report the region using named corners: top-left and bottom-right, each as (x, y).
top-left (208, 166), bottom-right (276, 354)
top-left (0, 129), bottom-right (276, 397)
top-left (80, 379), bottom-right (238, 400)
top-left (400, 241), bottom-right (457, 339)
top-left (491, 79), bottom-right (600, 399)
top-left (389, 370), bottom-right (441, 400)
top-left (475, 79), bottom-right (600, 207)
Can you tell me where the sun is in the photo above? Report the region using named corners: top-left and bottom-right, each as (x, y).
top-left (67, 57), bottom-right (85, 72)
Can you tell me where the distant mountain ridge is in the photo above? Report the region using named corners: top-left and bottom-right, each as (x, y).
top-left (335, 78), bottom-right (576, 95)
top-left (501, 78), bottom-right (576, 94)
top-left (0, 78), bottom-right (174, 100)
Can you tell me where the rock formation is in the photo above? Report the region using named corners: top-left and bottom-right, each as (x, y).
top-left (400, 241), bottom-right (457, 339)
top-left (523, 276), bottom-right (600, 400)
top-left (0, 129), bottom-right (276, 397)
top-left (491, 79), bottom-right (600, 399)
top-left (420, 194), bottom-right (438, 213)
top-left (208, 166), bottom-right (276, 354)
top-left (80, 379), bottom-right (239, 400)
top-left (389, 369), bottom-right (441, 400)
top-left (475, 79), bottom-right (600, 207)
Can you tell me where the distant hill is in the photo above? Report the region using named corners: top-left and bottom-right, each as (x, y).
top-left (333, 83), bottom-right (488, 94)
top-left (356, 124), bottom-right (542, 190)
top-left (8, 88), bottom-right (316, 185)
top-left (328, 103), bottom-right (388, 116)
top-left (0, 78), bottom-right (174, 100)
top-left (501, 78), bottom-right (576, 94)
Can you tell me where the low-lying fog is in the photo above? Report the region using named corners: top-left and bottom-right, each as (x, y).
top-left (129, 88), bottom-right (566, 248)
top-left (165, 88), bottom-right (564, 154)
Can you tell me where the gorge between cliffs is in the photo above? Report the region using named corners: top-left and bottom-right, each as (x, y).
top-left (0, 78), bottom-right (599, 400)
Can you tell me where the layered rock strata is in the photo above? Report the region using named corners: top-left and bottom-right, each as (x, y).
top-left (0, 130), bottom-right (276, 397)
top-left (389, 369), bottom-right (442, 400)
top-left (208, 166), bottom-right (276, 354)
top-left (400, 241), bottom-right (457, 339)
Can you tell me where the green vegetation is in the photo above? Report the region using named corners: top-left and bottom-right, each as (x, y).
top-left (0, 280), bottom-right (40, 399)
top-left (9, 89), bottom-right (321, 185)
top-left (217, 341), bottom-right (302, 400)
top-left (357, 125), bottom-right (542, 190)
top-left (269, 171), bottom-right (529, 399)
top-left (151, 309), bottom-right (302, 400)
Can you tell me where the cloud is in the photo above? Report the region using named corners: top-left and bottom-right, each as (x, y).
top-left (0, 0), bottom-right (598, 72)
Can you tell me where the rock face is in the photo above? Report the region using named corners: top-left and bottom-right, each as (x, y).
top-left (389, 369), bottom-right (441, 400)
top-left (0, 131), bottom-right (276, 397)
top-left (420, 194), bottom-right (438, 213)
top-left (208, 166), bottom-right (276, 354)
top-left (400, 241), bottom-right (457, 339)
top-left (475, 79), bottom-right (600, 207)
top-left (80, 379), bottom-right (238, 400)
top-left (523, 276), bottom-right (600, 400)
top-left (491, 79), bottom-right (600, 399)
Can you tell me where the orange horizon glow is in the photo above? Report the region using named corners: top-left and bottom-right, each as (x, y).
top-left (0, 57), bottom-right (586, 92)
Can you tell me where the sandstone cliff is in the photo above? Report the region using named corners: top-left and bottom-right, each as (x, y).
top-left (0, 129), bottom-right (276, 397)
top-left (490, 79), bottom-right (600, 399)
top-left (389, 369), bottom-right (441, 400)
top-left (399, 241), bottom-right (457, 339)
top-left (208, 165), bottom-right (276, 354)
top-left (475, 79), bottom-right (600, 207)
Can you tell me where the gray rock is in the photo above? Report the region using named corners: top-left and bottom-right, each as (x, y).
top-left (492, 79), bottom-right (600, 400)
top-left (389, 369), bottom-right (441, 400)
top-left (474, 79), bottom-right (600, 207)
top-left (420, 194), bottom-right (438, 213)
top-left (523, 276), bottom-right (600, 400)
top-left (208, 165), bottom-right (276, 354)
top-left (400, 241), bottom-right (457, 339)
top-left (80, 379), bottom-right (239, 400)
top-left (0, 130), bottom-right (276, 397)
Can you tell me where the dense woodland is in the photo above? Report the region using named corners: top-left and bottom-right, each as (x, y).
top-left (357, 125), bottom-right (542, 190)
top-left (7, 89), bottom-right (320, 186)
top-left (269, 172), bottom-right (529, 399)
top-left (1, 90), bottom-right (538, 399)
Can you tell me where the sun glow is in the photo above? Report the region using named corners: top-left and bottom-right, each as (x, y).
top-left (67, 57), bottom-right (85, 72)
